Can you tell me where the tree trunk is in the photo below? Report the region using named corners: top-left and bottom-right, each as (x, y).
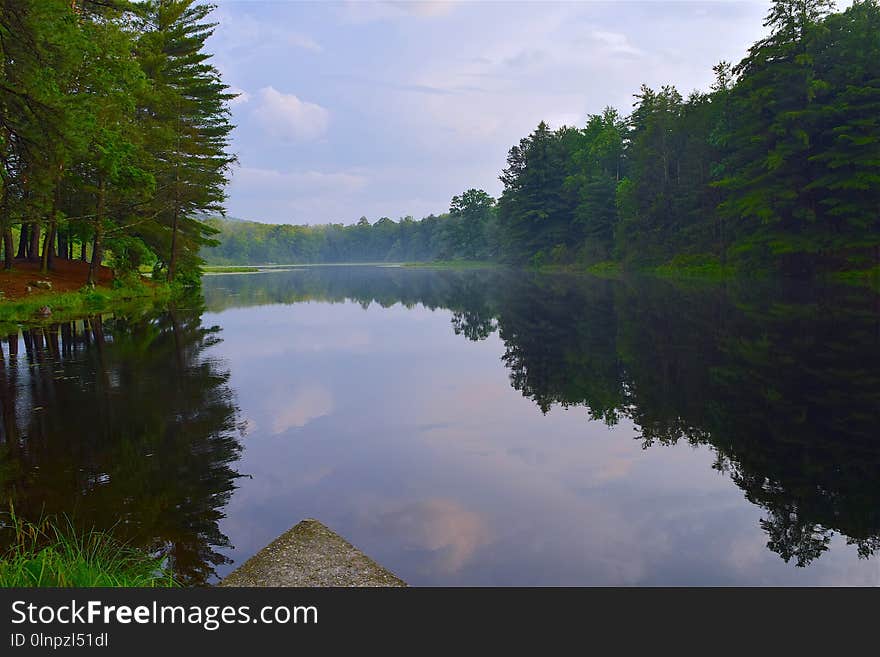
top-left (41, 169), bottom-right (62, 272)
top-left (0, 183), bottom-right (11, 269)
top-left (80, 238), bottom-right (87, 261)
top-left (16, 223), bottom-right (28, 259)
top-left (57, 229), bottom-right (68, 262)
top-left (167, 206), bottom-right (179, 282)
top-left (40, 222), bottom-right (57, 272)
top-left (87, 231), bottom-right (103, 286)
top-left (87, 179), bottom-right (105, 286)
top-left (2, 229), bottom-right (12, 270)
top-left (28, 221), bottom-right (40, 262)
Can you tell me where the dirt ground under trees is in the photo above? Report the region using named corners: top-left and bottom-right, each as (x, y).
top-left (0, 258), bottom-right (113, 300)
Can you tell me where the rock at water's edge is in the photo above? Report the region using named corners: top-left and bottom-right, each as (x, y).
top-left (217, 518), bottom-right (407, 587)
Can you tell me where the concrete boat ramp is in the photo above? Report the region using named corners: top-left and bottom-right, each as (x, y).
top-left (218, 519), bottom-right (407, 587)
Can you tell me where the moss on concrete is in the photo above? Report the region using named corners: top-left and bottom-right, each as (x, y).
top-left (218, 519), bottom-right (406, 587)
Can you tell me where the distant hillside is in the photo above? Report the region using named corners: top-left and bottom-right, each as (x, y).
top-left (202, 208), bottom-right (496, 265)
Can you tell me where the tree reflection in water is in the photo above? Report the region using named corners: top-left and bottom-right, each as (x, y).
top-left (0, 303), bottom-right (244, 586)
top-left (207, 267), bottom-right (880, 567)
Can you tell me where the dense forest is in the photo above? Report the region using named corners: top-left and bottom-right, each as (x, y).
top-left (0, 0), bottom-right (234, 284)
top-left (209, 0), bottom-right (880, 278)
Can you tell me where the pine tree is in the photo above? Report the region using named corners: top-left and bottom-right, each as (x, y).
top-left (135, 0), bottom-right (235, 283)
top-left (715, 0), bottom-right (837, 270)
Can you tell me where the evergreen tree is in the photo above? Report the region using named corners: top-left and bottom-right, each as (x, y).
top-left (716, 0), bottom-right (837, 271)
top-left (135, 0), bottom-right (235, 283)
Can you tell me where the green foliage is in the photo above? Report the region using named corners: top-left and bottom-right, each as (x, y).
top-left (0, 512), bottom-right (177, 587)
top-left (486, 0), bottom-right (880, 276)
top-left (0, 1), bottom-right (234, 284)
top-left (830, 264), bottom-right (880, 293)
top-left (0, 307), bottom-right (243, 584)
top-left (448, 188), bottom-right (497, 258)
top-left (6, 1), bottom-right (874, 282)
top-left (0, 279), bottom-right (173, 330)
top-left (133, 1), bottom-right (235, 282)
top-left (585, 260), bottom-right (624, 278)
top-left (714, 0), bottom-right (880, 274)
top-left (653, 254), bottom-right (733, 281)
top-left (204, 192), bottom-right (498, 265)
top-left (203, 265), bottom-right (260, 273)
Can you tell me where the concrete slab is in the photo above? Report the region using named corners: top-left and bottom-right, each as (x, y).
top-left (218, 519), bottom-right (407, 587)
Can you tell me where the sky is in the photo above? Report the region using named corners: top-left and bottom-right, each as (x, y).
top-left (210, 0), bottom-right (787, 225)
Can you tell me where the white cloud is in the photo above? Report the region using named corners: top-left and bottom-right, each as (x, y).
top-left (269, 385), bottom-right (334, 435)
top-left (388, 0), bottom-right (456, 18)
top-left (252, 86), bottom-right (330, 141)
top-left (340, 0), bottom-right (457, 22)
top-left (216, 0), bottom-right (777, 224)
top-left (287, 33), bottom-right (323, 53)
top-left (589, 30), bottom-right (643, 57)
top-left (227, 87), bottom-right (250, 105)
top-left (360, 498), bottom-right (491, 574)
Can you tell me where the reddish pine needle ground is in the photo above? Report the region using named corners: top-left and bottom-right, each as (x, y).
top-left (0, 258), bottom-right (113, 301)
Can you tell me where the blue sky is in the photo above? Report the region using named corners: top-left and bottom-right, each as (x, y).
top-left (210, 1), bottom-right (783, 225)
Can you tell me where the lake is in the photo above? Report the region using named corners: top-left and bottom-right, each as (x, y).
top-left (1, 266), bottom-right (879, 585)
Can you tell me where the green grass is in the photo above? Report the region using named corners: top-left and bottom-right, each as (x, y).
top-left (401, 260), bottom-right (499, 270)
top-left (651, 254), bottom-right (735, 281)
top-left (829, 265), bottom-right (880, 293)
top-left (0, 279), bottom-right (174, 331)
top-left (202, 265), bottom-right (261, 274)
top-left (0, 513), bottom-right (177, 587)
top-left (584, 260), bottom-right (624, 277)
top-left (528, 260), bottom-right (622, 277)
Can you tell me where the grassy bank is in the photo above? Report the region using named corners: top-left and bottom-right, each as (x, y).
top-left (531, 260), bottom-right (626, 278)
top-left (534, 254), bottom-right (744, 283)
top-left (0, 278), bottom-right (175, 330)
top-left (650, 254), bottom-right (736, 282)
top-left (203, 265), bottom-right (261, 274)
top-left (402, 260), bottom-right (499, 270)
top-left (0, 515), bottom-right (177, 587)
top-left (829, 265), bottom-right (880, 293)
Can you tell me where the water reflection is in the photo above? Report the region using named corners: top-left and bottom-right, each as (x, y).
top-left (207, 268), bottom-right (880, 570)
top-left (0, 305), bottom-right (244, 585)
top-left (1, 267), bottom-right (878, 585)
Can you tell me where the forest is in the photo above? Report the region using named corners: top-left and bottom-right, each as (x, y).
top-left (0, 0), bottom-right (233, 285)
top-left (1, 0), bottom-right (878, 287)
top-left (204, 189), bottom-right (497, 265)
top-left (208, 0), bottom-right (880, 279)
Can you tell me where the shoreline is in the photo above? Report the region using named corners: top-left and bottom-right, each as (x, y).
top-left (0, 280), bottom-right (177, 332)
top-left (3, 259), bottom-right (875, 329)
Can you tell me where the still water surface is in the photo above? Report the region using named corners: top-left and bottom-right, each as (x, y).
top-left (1, 266), bottom-right (878, 585)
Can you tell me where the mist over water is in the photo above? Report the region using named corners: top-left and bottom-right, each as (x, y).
top-left (2, 267), bottom-right (878, 585)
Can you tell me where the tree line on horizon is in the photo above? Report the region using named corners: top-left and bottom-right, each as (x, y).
top-left (209, 0), bottom-right (879, 276)
top-left (0, 0), bottom-right (234, 285)
top-left (205, 188), bottom-right (497, 265)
